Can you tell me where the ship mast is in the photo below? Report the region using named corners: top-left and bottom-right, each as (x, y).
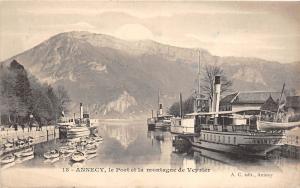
top-left (194, 50), bottom-right (201, 112)
top-left (198, 50), bottom-right (201, 96)
top-left (157, 88), bottom-right (161, 116)
top-left (275, 83), bottom-right (285, 121)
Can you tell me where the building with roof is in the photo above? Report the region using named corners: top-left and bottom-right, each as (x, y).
top-left (286, 96), bottom-right (300, 114)
top-left (220, 91), bottom-right (283, 112)
top-left (285, 96), bottom-right (300, 122)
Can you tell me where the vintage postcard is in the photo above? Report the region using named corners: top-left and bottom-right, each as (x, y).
top-left (0, 1), bottom-right (300, 188)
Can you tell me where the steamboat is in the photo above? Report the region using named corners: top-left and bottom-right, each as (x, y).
top-left (172, 76), bottom-right (288, 157)
top-left (57, 103), bottom-right (91, 139)
top-left (147, 90), bottom-right (173, 130)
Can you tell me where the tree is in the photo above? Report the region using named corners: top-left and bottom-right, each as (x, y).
top-left (168, 96), bottom-right (195, 116)
top-left (201, 64), bottom-right (233, 104)
top-left (56, 85), bottom-right (71, 115)
top-left (0, 60), bottom-right (71, 126)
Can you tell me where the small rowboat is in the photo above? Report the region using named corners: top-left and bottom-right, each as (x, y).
top-left (44, 149), bottom-right (60, 159)
top-left (61, 152), bottom-right (72, 159)
top-left (80, 140), bottom-right (87, 146)
top-left (85, 145), bottom-right (97, 154)
top-left (70, 151), bottom-right (86, 162)
top-left (15, 155), bottom-right (34, 164)
top-left (4, 142), bottom-right (14, 148)
top-left (94, 136), bottom-right (103, 142)
top-left (87, 153), bottom-right (98, 160)
top-left (60, 146), bottom-right (76, 154)
top-left (27, 136), bottom-right (34, 143)
top-left (14, 147), bottom-right (34, 157)
top-left (85, 143), bottom-right (97, 149)
top-left (59, 146), bottom-right (68, 154)
top-left (1, 153), bottom-right (16, 164)
top-left (86, 148), bottom-right (97, 155)
top-left (21, 147), bottom-right (34, 157)
top-left (16, 139), bottom-right (26, 148)
top-left (66, 146), bottom-right (76, 153)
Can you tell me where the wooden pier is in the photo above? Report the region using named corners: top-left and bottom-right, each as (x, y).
top-left (0, 125), bottom-right (59, 155)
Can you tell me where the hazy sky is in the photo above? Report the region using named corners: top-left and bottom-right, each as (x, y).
top-left (0, 1), bottom-right (300, 63)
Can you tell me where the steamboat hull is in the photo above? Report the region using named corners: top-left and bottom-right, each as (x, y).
top-left (191, 130), bottom-right (285, 157)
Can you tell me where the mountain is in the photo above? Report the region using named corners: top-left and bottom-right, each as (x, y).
top-left (2, 31), bottom-right (299, 117)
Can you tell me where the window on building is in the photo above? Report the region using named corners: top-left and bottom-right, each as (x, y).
top-left (233, 137), bottom-right (236, 144)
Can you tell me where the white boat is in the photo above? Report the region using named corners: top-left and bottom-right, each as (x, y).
top-left (60, 146), bottom-right (76, 154)
top-left (173, 76), bottom-right (286, 157)
top-left (44, 149), bottom-right (60, 159)
top-left (4, 142), bottom-right (13, 148)
top-left (22, 147), bottom-right (34, 157)
top-left (86, 143), bottom-right (97, 149)
top-left (147, 90), bottom-right (173, 130)
top-left (15, 147), bottom-right (34, 157)
top-left (27, 136), bottom-right (34, 144)
top-left (87, 153), bottom-right (98, 160)
top-left (15, 155), bottom-right (34, 164)
top-left (92, 136), bottom-right (103, 143)
top-left (257, 120), bottom-right (300, 131)
top-left (61, 152), bottom-right (72, 159)
top-left (1, 161), bottom-right (16, 170)
top-left (16, 139), bottom-right (25, 147)
top-left (44, 157), bottom-right (60, 163)
top-left (71, 151), bottom-right (86, 162)
top-left (1, 153), bottom-right (16, 164)
top-left (85, 146), bottom-right (97, 154)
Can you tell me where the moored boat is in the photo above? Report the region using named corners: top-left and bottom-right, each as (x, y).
top-left (173, 76), bottom-right (287, 157)
top-left (20, 147), bottom-right (34, 157)
top-left (70, 151), bottom-right (86, 162)
top-left (85, 146), bottom-right (97, 154)
top-left (147, 90), bottom-right (173, 130)
top-left (1, 153), bottom-right (15, 164)
top-left (257, 120), bottom-right (300, 131)
top-left (4, 141), bottom-right (14, 149)
top-left (44, 149), bottom-right (60, 159)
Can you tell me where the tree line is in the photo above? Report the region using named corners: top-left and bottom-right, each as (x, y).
top-left (168, 64), bottom-right (232, 116)
top-left (0, 60), bottom-right (70, 126)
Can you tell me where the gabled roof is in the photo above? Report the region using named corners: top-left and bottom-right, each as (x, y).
top-left (221, 91), bottom-right (282, 105)
top-left (286, 96), bottom-right (300, 108)
top-left (260, 96), bottom-right (278, 112)
top-left (220, 92), bottom-right (238, 105)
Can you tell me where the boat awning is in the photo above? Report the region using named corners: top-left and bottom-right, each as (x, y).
top-left (186, 108), bottom-right (260, 116)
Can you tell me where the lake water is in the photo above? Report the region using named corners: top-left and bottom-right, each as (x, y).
top-left (3, 122), bottom-right (300, 173)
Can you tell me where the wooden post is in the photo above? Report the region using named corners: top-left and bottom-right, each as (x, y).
top-left (180, 93), bottom-right (183, 118)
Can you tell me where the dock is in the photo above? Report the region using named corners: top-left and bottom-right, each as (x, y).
top-left (0, 125), bottom-right (59, 155)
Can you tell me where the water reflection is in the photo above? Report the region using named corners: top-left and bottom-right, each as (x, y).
top-left (0, 123), bottom-right (299, 173)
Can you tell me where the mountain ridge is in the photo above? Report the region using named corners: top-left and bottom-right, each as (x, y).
top-left (1, 31), bottom-right (299, 117)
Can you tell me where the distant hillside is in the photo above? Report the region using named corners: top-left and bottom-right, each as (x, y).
top-left (2, 31), bottom-right (299, 117)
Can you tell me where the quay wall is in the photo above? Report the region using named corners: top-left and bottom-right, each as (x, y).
top-left (0, 126), bottom-right (59, 154)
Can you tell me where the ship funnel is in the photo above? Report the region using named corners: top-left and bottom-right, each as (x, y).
top-left (159, 103), bottom-right (163, 115)
top-left (212, 76), bottom-right (221, 116)
top-left (80, 103), bottom-right (83, 120)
